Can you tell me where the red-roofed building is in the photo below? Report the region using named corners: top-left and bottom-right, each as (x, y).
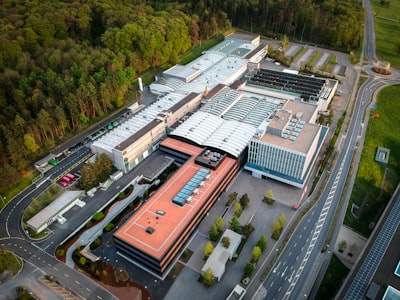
top-left (114, 138), bottom-right (239, 279)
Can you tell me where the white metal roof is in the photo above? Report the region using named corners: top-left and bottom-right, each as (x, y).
top-left (191, 56), bottom-right (248, 90)
top-left (204, 120), bottom-right (256, 157)
top-left (171, 112), bottom-right (223, 145)
top-left (186, 52), bottom-right (226, 73)
top-left (92, 92), bottom-right (186, 152)
top-left (27, 190), bottom-right (84, 231)
top-left (200, 88), bottom-right (242, 116)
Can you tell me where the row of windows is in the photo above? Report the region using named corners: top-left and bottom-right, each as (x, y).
top-left (248, 141), bottom-right (305, 178)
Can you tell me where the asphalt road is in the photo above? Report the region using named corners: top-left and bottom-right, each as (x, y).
top-left (250, 0), bottom-right (400, 298)
top-left (0, 147), bottom-right (119, 299)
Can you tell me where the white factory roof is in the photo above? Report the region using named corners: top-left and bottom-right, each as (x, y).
top-left (191, 56), bottom-right (248, 90)
top-left (200, 88), bottom-right (243, 116)
top-left (171, 111), bottom-right (224, 145)
top-left (171, 114), bottom-right (256, 158)
top-left (207, 39), bottom-right (256, 57)
top-left (186, 52), bottom-right (226, 73)
top-left (92, 92), bottom-right (186, 152)
top-left (204, 120), bottom-right (256, 157)
top-left (171, 87), bottom-right (286, 157)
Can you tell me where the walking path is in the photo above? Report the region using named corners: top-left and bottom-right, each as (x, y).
top-left (65, 182), bottom-right (147, 267)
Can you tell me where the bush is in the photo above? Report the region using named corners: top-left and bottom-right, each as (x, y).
top-left (104, 223), bottom-right (114, 232)
top-left (92, 212), bottom-right (105, 222)
top-left (221, 236), bottom-right (230, 248)
top-left (90, 237), bottom-right (102, 250)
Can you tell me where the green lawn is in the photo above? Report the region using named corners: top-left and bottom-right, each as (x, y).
top-left (316, 255), bottom-right (349, 300)
top-left (0, 250), bottom-right (23, 276)
top-left (370, 0), bottom-right (400, 68)
top-left (344, 85), bottom-right (400, 236)
top-left (1, 169), bottom-right (40, 211)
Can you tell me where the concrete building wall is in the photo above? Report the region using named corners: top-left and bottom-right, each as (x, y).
top-left (113, 121), bottom-right (166, 172)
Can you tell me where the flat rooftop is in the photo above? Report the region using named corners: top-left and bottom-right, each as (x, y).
top-left (27, 190), bottom-right (83, 230)
top-left (261, 123), bottom-right (320, 154)
top-left (259, 100), bottom-right (320, 153)
top-left (114, 137), bottom-right (236, 260)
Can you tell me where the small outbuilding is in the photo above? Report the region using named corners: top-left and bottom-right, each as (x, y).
top-left (201, 229), bottom-right (242, 281)
top-left (27, 190), bottom-right (85, 233)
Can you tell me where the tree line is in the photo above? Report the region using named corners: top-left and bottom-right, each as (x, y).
top-left (184, 0), bottom-right (364, 50)
top-left (0, 0), bottom-right (364, 193)
top-left (0, 0), bottom-right (229, 192)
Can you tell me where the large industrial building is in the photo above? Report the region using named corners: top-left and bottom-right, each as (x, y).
top-left (105, 34), bottom-right (338, 279)
top-left (245, 100), bottom-right (328, 188)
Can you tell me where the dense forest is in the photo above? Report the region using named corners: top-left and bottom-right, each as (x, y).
top-left (184, 0), bottom-right (364, 50)
top-left (0, 0), bottom-right (363, 192)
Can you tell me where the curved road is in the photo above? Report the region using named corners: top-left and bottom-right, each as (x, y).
top-left (0, 147), bottom-right (118, 300)
top-left (250, 0), bottom-right (400, 299)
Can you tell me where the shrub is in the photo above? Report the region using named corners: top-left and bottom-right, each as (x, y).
top-left (92, 212), bottom-right (105, 222)
top-left (104, 223), bottom-right (114, 232)
top-left (221, 236), bottom-right (230, 248)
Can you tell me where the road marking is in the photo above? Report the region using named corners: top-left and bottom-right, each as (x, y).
top-left (54, 267), bottom-right (58, 270)
top-left (75, 280), bottom-right (80, 284)
top-left (64, 273), bottom-right (69, 277)
top-left (86, 288), bottom-right (91, 292)
top-left (97, 296), bottom-right (103, 300)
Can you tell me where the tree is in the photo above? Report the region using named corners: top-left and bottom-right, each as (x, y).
top-left (229, 216), bottom-right (241, 233)
top-left (209, 224), bottom-right (220, 242)
top-left (338, 240), bottom-right (347, 253)
top-left (257, 235), bottom-right (267, 252)
top-left (278, 214), bottom-right (286, 227)
top-left (242, 223), bottom-right (255, 238)
top-left (251, 246), bottom-right (262, 263)
top-left (281, 35), bottom-right (289, 50)
top-left (271, 219), bottom-right (283, 240)
top-left (265, 189), bottom-right (274, 200)
top-left (240, 193), bottom-right (250, 208)
top-left (202, 267), bottom-right (215, 287)
top-left (215, 216), bottom-right (224, 233)
top-left (234, 202), bottom-right (243, 217)
top-left (204, 241), bottom-right (214, 257)
top-left (221, 236), bottom-right (230, 248)
top-left (227, 191), bottom-right (237, 206)
top-left (244, 262), bottom-right (255, 276)
top-left (24, 133), bottom-right (40, 153)
top-left (349, 243), bottom-right (358, 254)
